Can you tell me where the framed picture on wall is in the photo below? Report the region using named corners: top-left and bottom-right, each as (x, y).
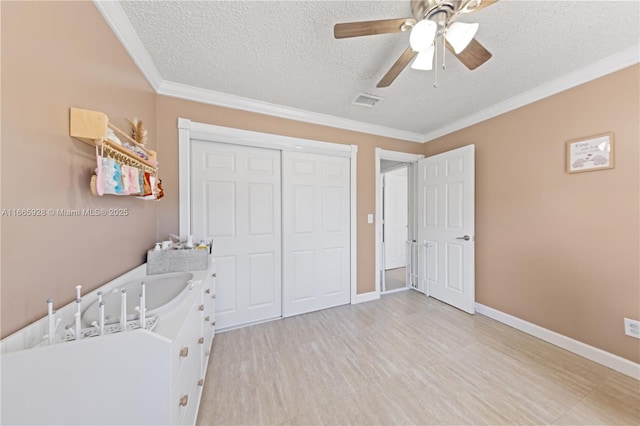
top-left (566, 132), bottom-right (615, 174)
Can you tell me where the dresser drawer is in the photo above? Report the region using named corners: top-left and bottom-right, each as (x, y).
top-left (182, 372), bottom-right (203, 426)
top-left (171, 302), bottom-right (202, 385)
top-left (171, 355), bottom-right (200, 426)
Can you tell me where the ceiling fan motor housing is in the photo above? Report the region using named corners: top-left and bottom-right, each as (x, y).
top-left (411, 0), bottom-right (461, 21)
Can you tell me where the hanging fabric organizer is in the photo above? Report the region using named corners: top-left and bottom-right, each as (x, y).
top-left (69, 107), bottom-right (162, 200)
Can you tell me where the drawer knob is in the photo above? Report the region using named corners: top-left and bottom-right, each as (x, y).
top-left (198, 304), bottom-right (205, 311)
top-left (212, 295), bottom-right (216, 299)
top-left (205, 289), bottom-right (211, 294)
top-left (179, 395), bottom-right (189, 407)
top-left (198, 379), bottom-right (204, 386)
top-left (198, 337), bottom-right (204, 344)
top-left (212, 321), bottom-right (216, 327)
top-left (179, 347), bottom-right (189, 357)
top-left (204, 316), bottom-right (210, 322)
top-left (212, 273), bottom-right (216, 277)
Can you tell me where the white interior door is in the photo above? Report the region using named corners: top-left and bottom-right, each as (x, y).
top-left (417, 145), bottom-right (475, 313)
top-left (383, 167), bottom-right (408, 270)
top-left (282, 151), bottom-right (350, 317)
top-left (191, 141), bottom-right (281, 329)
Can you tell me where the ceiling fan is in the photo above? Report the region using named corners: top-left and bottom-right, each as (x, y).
top-left (334, 0), bottom-right (498, 88)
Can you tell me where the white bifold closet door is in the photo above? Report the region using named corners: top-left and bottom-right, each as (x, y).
top-left (282, 151), bottom-right (351, 317)
top-left (191, 141), bottom-right (282, 330)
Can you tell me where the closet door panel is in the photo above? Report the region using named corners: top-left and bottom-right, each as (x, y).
top-left (293, 185), bottom-right (315, 234)
top-left (248, 183), bottom-right (274, 236)
top-left (283, 152), bottom-right (350, 317)
top-left (248, 252), bottom-right (276, 307)
top-left (204, 181), bottom-right (236, 237)
top-left (323, 186), bottom-right (344, 233)
top-left (192, 141), bottom-right (282, 329)
top-left (323, 247), bottom-right (344, 295)
top-left (292, 250), bottom-right (315, 301)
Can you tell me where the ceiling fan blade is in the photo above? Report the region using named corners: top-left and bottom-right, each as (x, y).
top-left (462, 0), bottom-right (499, 14)
top-left (446, 38), bottom-right (492, 70)
top-left (334, 18), bottom-right (416, 39)
top-left (377, 47), bottom-right (417, 88)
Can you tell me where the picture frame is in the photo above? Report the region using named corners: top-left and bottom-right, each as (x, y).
top-left (566, 132), bottom-right (615, 174)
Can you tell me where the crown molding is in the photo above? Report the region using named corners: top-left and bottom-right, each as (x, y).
top-left (423, 45), bottom-right (640, 142)
top-left (94, 1), bottom-right (638, 146)
top-left (93, 0), bottom-right (423, 143)
top-left (93, 0), bottom-right (162, 91)
top-left (157, 80), bottom-right (424, 143)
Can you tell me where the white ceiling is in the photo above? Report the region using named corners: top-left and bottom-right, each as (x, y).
top-left (115, 0), bottom-right (639, 141)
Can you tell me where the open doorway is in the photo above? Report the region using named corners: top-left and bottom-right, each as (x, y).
top-left (375, 147), bottom-right (476, 311)
top-left (382, 165), bottom-right (408, 292)
top-left (375, 148), bottom-right (424, 295)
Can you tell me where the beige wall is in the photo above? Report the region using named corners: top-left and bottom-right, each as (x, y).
top-left (424, 65), bottom-right (640, 363)
top-left (156, 96), bottom-right (424, 296)
top-left (1, 1), bottom-right (157, 337)
top-left (3, 1), bottom-right (637, 366)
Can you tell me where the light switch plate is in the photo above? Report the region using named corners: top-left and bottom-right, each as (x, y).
top-left (367, 214), bottom-right (373, 224)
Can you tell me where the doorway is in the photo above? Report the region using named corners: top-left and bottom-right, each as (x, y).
top-left (375, 146), bottom-right (476, 313)
top-left (382, 165), bottom-right (409, 293)
top-left (375, 149), bottom-right (424, 295)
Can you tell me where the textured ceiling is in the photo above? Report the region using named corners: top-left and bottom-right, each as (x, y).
top-left (120, 0), bottom-right (640, 135)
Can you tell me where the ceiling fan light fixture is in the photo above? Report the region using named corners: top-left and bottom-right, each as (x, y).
top-left (445, 22), bottom-right (479, 54)
top-left (411, 45), bottom-right (435, 70)
top-left (409, 20), bottom-right (437, 52)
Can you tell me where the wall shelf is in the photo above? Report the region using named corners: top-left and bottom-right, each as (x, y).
top-left (69, 107), bottom-right (158, 173)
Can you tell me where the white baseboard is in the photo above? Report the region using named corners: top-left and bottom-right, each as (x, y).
top-left (216, 291), bottom-right (381, 332)
top-left (475, 303), bottom-right (640, 380)
top-left (215, 316), bottom-right (282, 334)
top-left (353, 291), bottom-right (380, 304)
top-left (381, 287), bottom-right (410, 295)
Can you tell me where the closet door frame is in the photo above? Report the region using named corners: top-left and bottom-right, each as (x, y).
top-left (178, 118), bottom-right (358, 305)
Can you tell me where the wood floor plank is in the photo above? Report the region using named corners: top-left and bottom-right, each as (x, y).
top-left (197, 291), bottom-right (639, 426)
top-left (552, 374), bottom-right (640, 425)
top-left (384, 268), bottom-right (406, 291)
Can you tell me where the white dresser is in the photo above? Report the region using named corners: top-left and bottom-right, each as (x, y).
top-left (0, 263), bottom-right (216, 425)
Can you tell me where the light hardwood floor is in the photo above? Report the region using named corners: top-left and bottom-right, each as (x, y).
top-left (197, 291), bottom-right (640, 425)
top-left (384, 267), bottom-right (406, 291)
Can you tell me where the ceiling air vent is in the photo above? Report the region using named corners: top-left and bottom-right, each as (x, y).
top-left (352, 93), bottom-right (383, 108)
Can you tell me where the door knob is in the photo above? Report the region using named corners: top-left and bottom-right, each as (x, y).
top-left (456, 235), bottom-right (471, 241)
